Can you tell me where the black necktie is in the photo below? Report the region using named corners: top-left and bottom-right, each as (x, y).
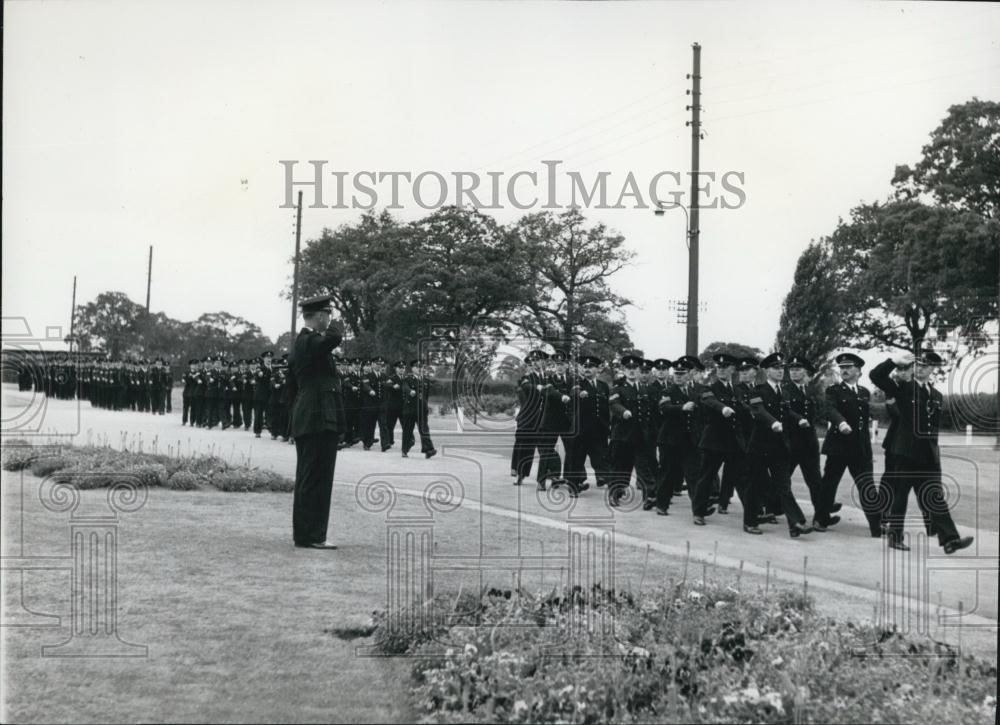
top-left (775, 383), bottom-right (781, 395)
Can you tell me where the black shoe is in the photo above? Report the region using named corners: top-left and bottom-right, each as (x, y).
top-left (401, 452), bottom-right (408, 458)
top-left (363, 445), bottom-right (372, 451)
top-left (831, 503), bottom-right (842, 513)
top-left (759, 514), bottom-right (779, 525)
top-left (514, 476), bottom-right (523, 486)
top-left (943, 536), bottom-right (973, 555)
top-left (642, 499), bottom-right (655, 511)
top-left (790, 523), bottom-right (813, 537)
top-left (811, 520), bottom-right (828, 532)
top-left (743, 525), bottom-right (763, 535)
top-left (655, 507), bottom-right (669, 516)
top-left (827, 515), bottom-right (841, 527)
top-left (596, 480), bottom-right (606, 488)
top-left (425, 449), bottom-right (437, 459)
top-left (551, 478), bottom-right (564, 489)
top-left (888, 540), bottom-right (911, 551)
top-left (718, 506), bottom-right (729, 515)
top-left (537, 481), bottom-right (546, 492)
top-left (576, 482), bottom-right (590, 493)
top-left (704, 506), bottom-right (716, 517)
top-left (693, 516), bottom-right (706, 526)
top-left (510, 468), bottom-right (517, 477)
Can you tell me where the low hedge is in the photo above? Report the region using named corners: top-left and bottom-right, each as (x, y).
top-left (2, 442), bottom-right (293, 493)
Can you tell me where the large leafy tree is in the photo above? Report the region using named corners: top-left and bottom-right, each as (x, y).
top-left (778, 98), bottom-right (999, 363)
top-left (73, 291), bottom-right (146, 358)
top-left (296, 210), bottom-right (412, 341)
top-left (510, 209), bottom-right (634, 360)
top-left (892, 98), bottom-right (1000, 218)
top-left (774, 241), bottom-right (843, 362)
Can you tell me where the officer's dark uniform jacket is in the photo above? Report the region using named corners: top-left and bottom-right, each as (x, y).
top-left (658, 382), bottom-right (700, 446)
top-left (747, 381), bottom-right (796, 457)
top-left (610, 381), bottom-right (654, 442)
top-left (869, 359), bottom-right (942, 466)
top-left (289, 323), bottom-right (344, 438)
top-left (571, 376), bottom-right (611, 436)
top-left (821, 380), bottom-right (873, 460)
top-left (783, 381), bottom-right (820, 454)
top-left (516, 371), bottom-right (545, 431)
top-left (698, 378), bottom-right (744, 453)
top-left (254, 365), bottom-right (272, 401)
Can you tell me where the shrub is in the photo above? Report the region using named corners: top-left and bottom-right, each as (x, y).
top-left (29, 456), bottom-right (73, 478)
top-left (210, 467), bottom-right (293, 492)
top-left (166, 470), bottom-right (200, 491)
top-left (2, 441), bottom-right (38, 471)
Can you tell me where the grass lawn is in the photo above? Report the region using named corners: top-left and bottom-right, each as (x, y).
top-left (3, 457), bottom-right (996, 722)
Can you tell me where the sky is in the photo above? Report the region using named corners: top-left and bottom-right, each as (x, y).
top-left (3, 0), bottom-right (999, 361)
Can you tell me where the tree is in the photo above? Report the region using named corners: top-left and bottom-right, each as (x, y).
top-left (700, 341), bottom-right (765, 367)
top-left (73, 291), bottom-right (146, 358)
top-left (773, 241), bottom-right (843, 362)
top-left (826, 200), bottom-right (998, 353)
top-left (510, 209), bottom-right (634, 360)
top-left (892, 98), bottom-right (1000, 219)
top-left (186, 312), bottom-right (272, 360)
top-left (296, 210), bottom-right (411, 341)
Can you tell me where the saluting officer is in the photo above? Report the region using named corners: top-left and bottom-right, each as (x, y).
top-left (818, 353), bottom-right (878, 533)
top-left (747, 353), bottom-right (813, 538)
top-left (288, 294), bottom-right (344, 550)
top-left (869, 349), bottom-right (973, 554)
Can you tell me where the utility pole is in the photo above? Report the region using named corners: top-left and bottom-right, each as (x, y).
top-left (290, 190), bottom-right (303, 342)
top-left (685, 42), bottom-right (702, 357)
top-left (69, 275), bottom-right (77, 354)
top-left (146, 245), bottom-right (153, 313)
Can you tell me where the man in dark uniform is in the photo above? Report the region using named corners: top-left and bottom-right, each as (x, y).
top-left (536, 354), bottom-right (570, 492)
top-left (252, 352), bottom-right (273, 438)
top-left (549, 352), bottom-right (576, 483)
top-left (693, 353), bottom-right (745, 525)
top-left (150, 358), bottom-right (166, 415)
top-left (819, 353), bottom-right (878, 533)
top-left (747, 353), bottom-right (813, 538)
top-left (878, 362), bottom-right (934, 535)
top-left (383, 361), bottom-right (407, 451)
top-left (733, 356), bottom-right (764, 533)
top-left (288, 295), bottom-right (343, 549)
top-left (511, 351), bottom-right (547, 486)
top-left (192, 359), bottom-right (207, 426)
top-left (360, 358), bottom-right (386, 450)
top-left (783, 356), bottom-right (825, 529)
top-left (401, 360), bottom-right (438, 458)
top-left (608, 355), bottom-right (657, 507)
top-left (657, 358), bottom-right (703, 510)
top-left (240, 359), bottom-right (254, 430)
top-left (563, 354), bottom-right (607, 495)
top-left (337, 359), bottom-right (355, 447)
top-left (278, 354), bottom-right (295, 442)
top-left (181, 359), bottom-right (197, 424)
top-left (205, 357), bottom-right (223, 428)
top-left (869, 349), bottom-right (973, 554)
top-left (268, 359), bottom-right (286, 440)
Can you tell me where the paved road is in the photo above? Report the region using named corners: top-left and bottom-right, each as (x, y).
top-left (4, 384), bottom-right (997, 629)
